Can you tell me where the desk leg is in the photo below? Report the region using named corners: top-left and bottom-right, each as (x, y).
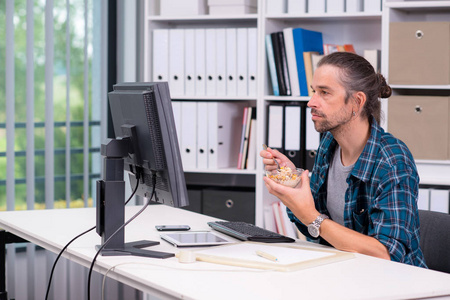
top-left (0, 230), bottom-right (29, 300)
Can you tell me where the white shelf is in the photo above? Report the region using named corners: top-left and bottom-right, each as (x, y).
top-left (266, 12), bottom-right (382, 21)
top-left (148, 14), bottom-right (258, 22)
top-left (184, 168), bottom-right (257, 175)
top-left (385, 1), bottom-right (450, 10)
top-left (391, 84), bottom-right (450, 90)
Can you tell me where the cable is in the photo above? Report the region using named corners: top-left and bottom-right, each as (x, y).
top-left (45, 174), bottom-right (140, 300)
top-left (87, 172), bottom-right (156, 300)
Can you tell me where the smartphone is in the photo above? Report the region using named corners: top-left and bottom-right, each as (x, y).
top-left (155, 225), bottom-right (191, 231)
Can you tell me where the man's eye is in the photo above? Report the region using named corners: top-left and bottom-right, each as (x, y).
top-left (321, 91), bottom-right (328, 95)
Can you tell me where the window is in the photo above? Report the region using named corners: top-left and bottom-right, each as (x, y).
top-left (0, 0), bottom-right (107, 211)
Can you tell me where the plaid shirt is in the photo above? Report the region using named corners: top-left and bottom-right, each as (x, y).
top-left (287, 118), bottom-right (427, 267)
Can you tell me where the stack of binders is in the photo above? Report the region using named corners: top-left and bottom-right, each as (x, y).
top-left (153, 27), bottom-right (258, 97)
top-left (172, 101), bottom-right (256, 170)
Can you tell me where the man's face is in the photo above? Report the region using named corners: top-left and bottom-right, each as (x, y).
top-left (307, 65), bottom-right (354, 134)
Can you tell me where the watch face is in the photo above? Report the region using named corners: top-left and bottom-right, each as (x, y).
top-left (308, 224), bottom-right (319, 238)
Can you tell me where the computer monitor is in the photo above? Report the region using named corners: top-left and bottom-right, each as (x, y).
top-left (96, 82), bottom-right (189, 258)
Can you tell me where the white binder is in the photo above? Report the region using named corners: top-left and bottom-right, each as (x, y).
top-left (287, 0), bottom-right (306, 14)
top-left (308, 0), bottom-right (325, 14)
top-left (181, 101), bottom-right (197, 169)
top-left (195, 29), bottom-right (206, 96)
top-left (306, 107), bottom-right (321, 150)
top-left (430, 189), bottom-right (450, 214)
top-left (197, 101), bottom-right (208, 169)
top-left (184, 29), bottom-right (196, 96)
top-left (327, 0), bottom-right (344, 13)
top-left (247, 28), bottom-right (258, 97)
top-left (169, 29), bottom-right (185, 96)
top-left (171, 101), bottom-right (182, 149)
top-left (237, 28), bottom-right (248, 96)
top-left (267, 105), bottom-right (284, 151)
top-left (207, 102), bottom-right (246, 169)
top-left (363, 0), bottom-right (381, 12)
top-left (346, 0), bottom-right (363, 12)
top-left (226, 28), bottom-right (237, 97)
top-left (205, 29), bottom-right (217, 96)
top-left (216, 28), bottom-right (227, 96)
top-left (152, 29), bottom-right (169, 82)
top-left (418, 188), bottom-right (430, 211)
top-left (282, 27), bottom-right (300, 96)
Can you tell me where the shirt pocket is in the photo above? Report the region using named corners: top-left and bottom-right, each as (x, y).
top-left (352, 209), bottom-right (368, 234)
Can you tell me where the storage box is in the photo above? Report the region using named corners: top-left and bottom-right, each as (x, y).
top-left (160, 0), bottom-right (207, 16)
top-left (208, 0), bottom-right (257, 15)
top-left (202, 189), bottom-right (255, 223)
top-left (388, 96), bottom-right (450, 160)
top-left (389, 22), bottom-right (450, 85)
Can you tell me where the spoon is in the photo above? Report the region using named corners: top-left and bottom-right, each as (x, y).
top-left (262, 144), bottom-right (281, 171)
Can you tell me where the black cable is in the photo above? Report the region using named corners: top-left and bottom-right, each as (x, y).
top-left (45, 175), bottom-right (140, 300)
top-left (87, 172), bottom-right (156, 300)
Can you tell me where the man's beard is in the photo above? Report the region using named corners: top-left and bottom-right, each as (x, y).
top-left (311, 107), bottom-right (353, 134)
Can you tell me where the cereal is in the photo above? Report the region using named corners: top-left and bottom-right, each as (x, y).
top-left (266, 167), bottom-right (303, 187)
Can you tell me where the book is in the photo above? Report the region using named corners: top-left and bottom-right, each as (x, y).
top-left (246, 117), bottom-right (257, 170)
top-left (303, 51), bottom-right (319, 97)
top-left (271, 32), bottom-right (291, 96)
top-left (283, 27), bottom-right (301, 96)
top-left (237, 107), bottom-right (249, 169)
top-left (241, 107), bottom-right (254, 169)
top-left (265, 34), bottom-right (280, 96)
top-left (364, 49), bottom-right (381, 73)
top-left (292, 28), bottom-right (323, 96)
top-left (311, 53), bottom-right (324, 74)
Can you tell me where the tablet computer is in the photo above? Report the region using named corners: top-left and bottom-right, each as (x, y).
top-left (160, 231), bottom-right (232, 247)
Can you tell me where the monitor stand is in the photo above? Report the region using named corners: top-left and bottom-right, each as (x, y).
top-left (95, 138), bottom-right (174, 259)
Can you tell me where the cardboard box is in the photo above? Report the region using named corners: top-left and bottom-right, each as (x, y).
top-left (388, 96), bottom-right (450, 160)
top-left (160, 0), bottom-right (207, 16)
top-left (389, 22), bottom-right (450, 85)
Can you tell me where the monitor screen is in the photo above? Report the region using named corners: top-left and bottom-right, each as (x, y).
top-left (108, 82), bottom-right (188, 207)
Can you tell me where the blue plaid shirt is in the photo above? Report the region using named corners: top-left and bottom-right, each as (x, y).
top-left (288, 118), bottom-right (427, 267)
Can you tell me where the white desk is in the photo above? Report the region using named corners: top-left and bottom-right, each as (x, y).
top-left (1, 205), bottom-right (450, 300)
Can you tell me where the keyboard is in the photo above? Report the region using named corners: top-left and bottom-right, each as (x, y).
top-left (207, 221), bottom-right (295, 243)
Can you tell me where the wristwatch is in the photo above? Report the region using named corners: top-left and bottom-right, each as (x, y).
top-left (307, 214), bottom-right (329, 238)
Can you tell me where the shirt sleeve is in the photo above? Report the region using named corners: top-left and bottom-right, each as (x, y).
top-left (369, 163), bottom-right (420, 263)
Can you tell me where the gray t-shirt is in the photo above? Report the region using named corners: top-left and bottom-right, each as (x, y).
top-left (327, 145), bottom-right (355, 226)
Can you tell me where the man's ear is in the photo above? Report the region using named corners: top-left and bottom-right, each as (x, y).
top-left (354, 91), bottom-right (366, 113)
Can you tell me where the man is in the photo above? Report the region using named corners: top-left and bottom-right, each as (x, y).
top-left (261, 52), bottom-right (426, 267)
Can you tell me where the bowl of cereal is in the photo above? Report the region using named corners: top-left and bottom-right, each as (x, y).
top-left (265, 166), bottom-right (303, 188)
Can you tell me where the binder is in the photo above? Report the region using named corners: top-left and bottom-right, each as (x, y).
top-left (284, 104), bottom-right (305, 169)
top-left (207, 102), bottom-right (247, 169)
top-left (184, 29), bottom-right (196, 96)
top-left (292, 28), bottom-right (323, 96)
top-left (418, 188), bottom-right (430, 211)
top-left (248, 28), bottom-right (258, 97)
top-left (308, 0), bottom-right (325, 14)
top-left (197, 101), bottom-right (208, 169)
top-left (152, 29), bottom-right (169, 82)
top-left (430, 189), bottom-right (450, 214)
top-left (226, 28), bottom-right (237, 96)
top-left (171, 101), bottom-right (182, 149)
top-left (181, 101), bottom-right (197, 169)
top-left (205, 28), bottom-right (217, 96)
top-left (363, 0), bottom-right (381, 12)
top-left (271, 32), bottom-right (291, 96)
top-left (195, 29), bottom-right (206, 96)
top-left (287, 0), bottom-right (306, 14)
top-left (237, 28), bottom-right (248, 96)
top-left (216, 28), bottom-right (227, 96)
top-left (266, 104), bottom-right (285, 153)
top-left (265, 34), bottom-right (279, 96)
top-left (283, 27), bottom-right (301, 96)
top-left (327, 0), bottom-right (344, 13)
top-left (346, 0), bottom-right (363, 13)
top-left (305, 107), bottom-right (321, 171)
top-left (169, 29), bottom-right (185, 96)
top-left (266, 0), bottom-right (286, 14)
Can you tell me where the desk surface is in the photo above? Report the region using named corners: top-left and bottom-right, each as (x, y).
top-left (1, 205), bottom-right (450, 300)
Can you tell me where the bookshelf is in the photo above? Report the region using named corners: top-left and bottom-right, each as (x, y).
top-left (142, 0), bottom-right (449, 227)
